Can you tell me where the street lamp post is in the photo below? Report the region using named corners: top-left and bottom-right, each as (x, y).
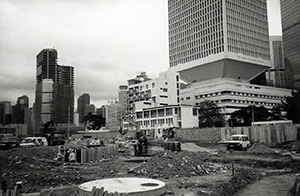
top-left (251, 104), bottom-right (255, 125)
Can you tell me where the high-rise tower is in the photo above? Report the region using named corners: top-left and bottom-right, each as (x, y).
top-left (168, 0), bottom-right (271, 84)
top-left (77, 93), bottom-right (90, 123)
top-left (266, 36), bottom-right (285, 88)
top-left (280, 0), bottom-right (300, 89)
top-left (35, 48), bottom-right (74, 133)
top-left (14, 95), bottom-right (29, 124)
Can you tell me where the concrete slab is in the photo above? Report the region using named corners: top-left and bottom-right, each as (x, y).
top-left (79, 177), bottom-right (165, 196)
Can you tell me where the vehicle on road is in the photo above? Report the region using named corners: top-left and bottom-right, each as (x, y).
top-left (20, 137), bottom-right (48, 147)
top-left (227, 134), bottom-right (250, 150)
top-left (0, 133), bottom-right (19, 148)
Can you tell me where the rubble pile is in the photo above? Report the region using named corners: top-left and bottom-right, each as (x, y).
top-left (129, 151), bottom-right (230, 178)
top-left (0, 147), bottom-right (87, 192)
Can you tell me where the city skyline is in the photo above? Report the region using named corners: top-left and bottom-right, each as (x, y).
top-left (0, 0), bottom-right (282, 109)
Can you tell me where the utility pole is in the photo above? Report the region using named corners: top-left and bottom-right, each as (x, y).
top-left (67, 106), bottom-right (70, 141)
top-left (251, 105), bottom-right (255, 125)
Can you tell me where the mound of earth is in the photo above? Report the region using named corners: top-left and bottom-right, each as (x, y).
top-left (248, 143), bottom-right (277, 154)
top-left (129, 151), bottom-right (230, 179)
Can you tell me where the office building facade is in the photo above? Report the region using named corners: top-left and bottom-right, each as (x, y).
top-left (126, 71), bottom-right (180, 112)
top-left (266, 36), bottom-right (285, 88)
top-left (118, 85), bottom-right (128, 114)
top-left (168, 0), bottom-right (270, 68)
top-left (14, 95), bottom-right (29, 124)
top-left (77, 93), bottom-right (90, 123)
top-left (35, 48), bottom-right (74, 133)
top-left (281, 0), bottom-right (300, 89)
top-left (168, 0), bottom-right (271, 86)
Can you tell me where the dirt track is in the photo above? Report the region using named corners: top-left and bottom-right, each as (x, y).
top-left (236, 173), bottom-right (297, 196)
top-left (0, 140), bottom-right (299, 195)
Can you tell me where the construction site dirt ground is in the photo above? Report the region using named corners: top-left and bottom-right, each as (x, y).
top-left (1, 140), bottom-right (300, 195)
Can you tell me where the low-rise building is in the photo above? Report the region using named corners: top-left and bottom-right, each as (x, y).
top-left (180, 77), bottom-right (292, 120)
top-left (126, 71), bottom-right (180, 112)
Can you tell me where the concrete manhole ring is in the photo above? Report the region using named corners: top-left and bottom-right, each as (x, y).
top-left (79, 177), bottom-right (165, 196)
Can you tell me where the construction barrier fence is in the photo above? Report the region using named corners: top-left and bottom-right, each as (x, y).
top-left (69, 144), bottom-right (118, 164)
top-left (177, 124), bottom-right (300, 144)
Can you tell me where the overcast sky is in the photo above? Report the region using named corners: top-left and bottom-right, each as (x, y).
top-left (0, 0), bottom-right (282, 109)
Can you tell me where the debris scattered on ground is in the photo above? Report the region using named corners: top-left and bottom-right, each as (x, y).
top-left (129, 151), bottom-right (230, 178)
top-left (215, 168), bottom-right (263, 196)
top-left (0, 140), bottom-right (297, 196)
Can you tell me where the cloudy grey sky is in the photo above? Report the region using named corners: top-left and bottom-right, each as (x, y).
top-left (0, 0), bottom-right (281, 109)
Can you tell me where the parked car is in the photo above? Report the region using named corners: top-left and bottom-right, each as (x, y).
top-left (227, 134), bottom-right (250, 150)
top-left (0, 133), bottom-right (19, 148)
top-left (20, 137), bottom-right (48, 147)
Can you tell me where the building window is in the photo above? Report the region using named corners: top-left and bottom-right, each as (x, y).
top-left (136, 112), bottom-right (143, 119)
top-left (193, 108), bottom-right (197, 116)
top-left (144, 111), bottom-right (149, 118)
top-left (151, 110), bottom-right (157, 118)
top-left (160, 95), bottom-right (168, 98)
top-left (158, 109), bottom-right (164, 117)
top-left (166, 108), bottom-right (173, 116)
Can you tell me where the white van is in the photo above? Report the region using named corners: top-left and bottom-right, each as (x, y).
top-left (227, 134), bottom-right (250, 150)
top-left (20, 137), bottom-right (48, 147)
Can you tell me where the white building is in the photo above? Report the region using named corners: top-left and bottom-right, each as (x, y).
top-left (126, 71), bottom-right (180, 112)
top-left (134, 104), bottom-right (198, 138)
top-left (123, 71), bottom-right (199, 138)
top-left (180, 78), bottom-right (292, 117)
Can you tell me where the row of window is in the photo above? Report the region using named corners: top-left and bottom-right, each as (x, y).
top-left (137, 118), bottom-right (174, 128)
top-left (195, 99), bottom-right (280, 107)
top-left (136, 108), bottom-right (179, 119)
top-left (169, 0), bottom-right (222, 20)
top-left (191, 91), bottom-right (285, 100)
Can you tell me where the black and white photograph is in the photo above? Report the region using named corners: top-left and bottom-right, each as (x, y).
top-left (0, 0), bottom-right (300, 195)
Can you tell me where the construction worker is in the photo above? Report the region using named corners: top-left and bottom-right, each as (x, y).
top-left (54, 145), bottom-right (65, 161)
top-left (138, 135), bottom-right (147, 156)
top-left (68, 149), bottom-right (76, 162)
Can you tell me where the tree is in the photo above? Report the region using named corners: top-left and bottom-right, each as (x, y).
top-left (198, 100), bottom-right (225, 127)
top-left (84, 112), bottom-right (106, 130)
top-left (282, 89), bottom-right (300, 124)
top-left (230, 105), bottom-right (271, 126)
top-left (269, 104), bottom-right (286, 121)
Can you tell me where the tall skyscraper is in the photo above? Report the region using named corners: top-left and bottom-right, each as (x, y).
top-left (0, 101), bottom-right (12, 125)
top-left (35, 48), bottom-right (74, 133)
top-left (118, 85), bottom-right (128, 113)
top-left (168, 0), bottom-right (271, 84)
top-left (280, 0), bottom-right (300, 89)
top-left (266, 36), bottom-right (285, 87)
top-left (84, 104), bottom-right (95, 116)
top-left (14, 95), bottom-right (29, 124)
top-left (77, 93), bottom-right (90, 123)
